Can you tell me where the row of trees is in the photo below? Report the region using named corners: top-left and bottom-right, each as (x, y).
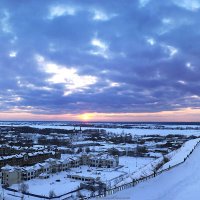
top-left (18, 182), bottom-right (57, 198)
top-left (109, 145), bottom-right (148, 156)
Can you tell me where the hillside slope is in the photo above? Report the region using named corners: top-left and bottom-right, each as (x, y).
top-left (106, 143), bottom-right (200, 200)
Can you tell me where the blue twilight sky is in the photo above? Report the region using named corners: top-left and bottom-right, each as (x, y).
top-left (0, 0), bottom-right (200, 121)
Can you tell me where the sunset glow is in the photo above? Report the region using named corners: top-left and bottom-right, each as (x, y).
top-left (0, 108), bottom-right (200, 122)
top-left (79, 113), bottom-right (94, 121)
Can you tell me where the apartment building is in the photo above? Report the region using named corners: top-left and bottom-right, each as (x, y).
top-left (1, 165), bottom-right (21, 186)
top-left (1, 153), bottom-right (119, 186)
top-left (0, 145), bottom-right (20, 156)
top-left (89, 154), bottom-right (119, 168)
top-left (0, 150), bottom-right (61, 168)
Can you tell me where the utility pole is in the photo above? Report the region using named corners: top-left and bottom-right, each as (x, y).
top-left (136, 137), bottom-right (138, 168)
top-left (2, 186), bottom-right (5, 200)
top-left (136, 150), bottom-right (138, 168)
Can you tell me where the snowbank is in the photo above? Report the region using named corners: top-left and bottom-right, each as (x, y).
top-left (120, 138), bottom-right (200, 183)
top-left (161, 138), bottom-right (200, 170)
top-left (105, 139), bottom-right (200, 200)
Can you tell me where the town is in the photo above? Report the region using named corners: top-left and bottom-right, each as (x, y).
top-left (0, 124), bottom-right (199, 199)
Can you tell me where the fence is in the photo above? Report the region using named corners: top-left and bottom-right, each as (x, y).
top-left (4, 186), bottom-right (82, 200)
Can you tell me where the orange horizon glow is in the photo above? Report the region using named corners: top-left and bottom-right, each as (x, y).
top-left (0, 107), bottom-right (200, 122)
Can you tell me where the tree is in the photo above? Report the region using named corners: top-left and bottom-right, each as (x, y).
top-left (19, 182), bottom-right (29, 193)
top-left (49, 190), bottom-right (56, 198)
top-left (108, 148), bottom-right (120, 156)
top-left (154, 156), bottom-right (169, 171)
top-left (136, 145), bottom-right (148, 155)
top-left (85, 147), bottom-right (90, 153)
top-left (76, 147), bottom-right (83, 154)
top-left (98, 182), bottom-right (106, 195)
top-left (76, 190), bottom-right (84, 199)
top-left (163, 155), bottom-right (169, 163)
top-left (90, 187), bottom-right (96, 197)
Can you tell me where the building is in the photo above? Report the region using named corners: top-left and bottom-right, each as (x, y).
top-left (1, 165), bottom-right (21, 186)
top-left (0, 150), bottom-right (61, 168)
top-left (1, 153), bottom-right (119, 186)
top-left (0, 145), bottom-right (20, 156)
top-left (89, 154), bottom-right (119, 168)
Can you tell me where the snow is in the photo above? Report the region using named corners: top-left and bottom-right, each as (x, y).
top-left (3, 138), bottom-right (199, 199)
top-left (119, 156), bottom-right (154, 174)
top-left (148, 152), bottom-right (163, 157)
top-left (1, 156), bottom-right (153, 199)
top-left (108, 138), bottom-right (200, 186)
top-left (11, 171), bottom-right (81, 196)
top-left (161, 138), bottom-right (200, 170)
top-left (90, 141), bottom-right (137, 152)
top-left (1, 123), bottom-right (200, 136)
top-left (104, 141), bottom-right (200, 200)
top-left (61, 154), bottom-right (73, 160)
top-left (1, 139), bottom-right (200, 199)
top-left (69, 166), bottom-right (124, 182)
top-left (1, 121), bottom-right (200, 199)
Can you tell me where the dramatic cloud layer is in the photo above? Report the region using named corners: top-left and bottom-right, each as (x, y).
top-left (0, 0), bottom-right (200, 120)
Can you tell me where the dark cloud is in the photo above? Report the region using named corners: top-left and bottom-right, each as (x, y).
top-left (0, 0), bottom-right (200, 115)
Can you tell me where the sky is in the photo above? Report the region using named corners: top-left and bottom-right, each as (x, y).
top-left (0, 0), bottom-right (200, 122)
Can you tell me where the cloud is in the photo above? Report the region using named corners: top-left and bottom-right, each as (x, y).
top-left (91, 9), bottom-right (117, 21)
top-left (146, 37), bottom-right (156, 45)
top-left (161, 44), bottom-right (178, 58)
top-left (0, 0), bottom-right (199, 119)
top-left (89, 38), bottom-right (111, 59)
top-left (0, 10), bottom-right (12, 33)
top-left (9, 50), bottom-right (17, 57)
top-left (139, 0), bottom-right (151, 8)
top-left (47, 4), bottom-right (77, 19)
top-left (173, 0), bottom-right (200, 11)
top-left (35, 55), bottom-right (97, 96)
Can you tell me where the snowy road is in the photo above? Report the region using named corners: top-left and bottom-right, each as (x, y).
top-left (107, 143), bottom-right (200, 200)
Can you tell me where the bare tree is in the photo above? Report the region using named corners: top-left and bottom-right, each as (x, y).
top-left (49, 189), bottom-right (56, 198)
top-left (98, 182), bottom-right (105, 195)
top-left (19, 182), bottom-right (29, 193)
top-left (76, 189), bottom-right (84, 199)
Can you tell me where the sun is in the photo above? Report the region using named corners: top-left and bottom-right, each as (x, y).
top-left (80, 113), bottom-right (92, 121)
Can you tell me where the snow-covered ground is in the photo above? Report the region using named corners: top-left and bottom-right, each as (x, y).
top-left (1, 122), bottom-right (200, 199)
top-left (87, 141), bottom-right (137, 153)
top-left (1, 123), bottom-right (200, 136)
top-left (11, 171), bottom-right (81, 197)
top-left (105, 142), bottom-right (200, 200)
top-left (107, 138), bottom-right (200, 186)
top-left (2, 142), bottom-right (200, 200)
top-left (104, 128), bottom-right (200, 136)
top-left (3, 157), bottom-right (153, 199)
top-left (161, 138), bottom-right (200, 170)
top-left (1, 139), bottom-right (199, 199)
top-left (119, 156), bottom-right (154, 174)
